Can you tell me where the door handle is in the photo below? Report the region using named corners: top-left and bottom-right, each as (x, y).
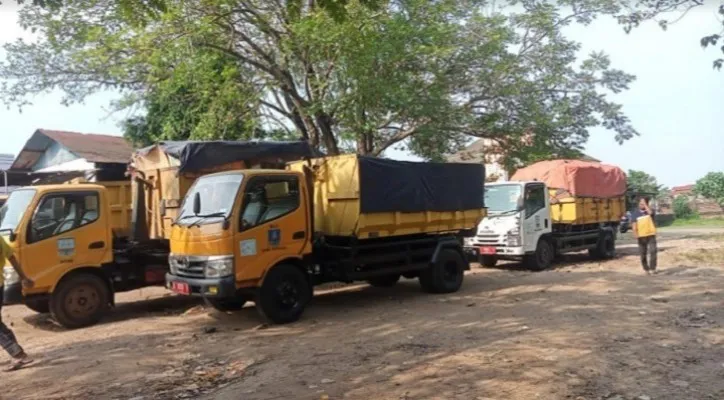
top-left (292, 231), bottom-right (306, 240)
top-left (544, 219), bottom-right (549, 228)
top-left (89, 241), bottom-right (105, 249)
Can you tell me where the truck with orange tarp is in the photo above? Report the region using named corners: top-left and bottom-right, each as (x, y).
top-left (465, 160), bottom-right (627, 270)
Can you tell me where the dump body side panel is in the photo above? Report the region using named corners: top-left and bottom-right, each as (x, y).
top-left (549, 191), bottom-right (626, 225)
top-left (288, 155), bottom-right (485, 239)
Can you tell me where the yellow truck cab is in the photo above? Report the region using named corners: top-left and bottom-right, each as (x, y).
top-left (166, 155), bottom-right (486, 324)
top-left (0, 182), bottom-right (169, 328)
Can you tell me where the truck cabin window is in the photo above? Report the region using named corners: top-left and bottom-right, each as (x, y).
top-left (484, 185), bottom-right (522, 214)
top-left (177, 174), bottom-right (244, 225)
top-left (240, 177), bottom-right (300, 231)
top-left (524, 185), bottom-right (546, 218)
top-left (0, 189), bottom-right (36, 235)
top-left (29, 193), bottom-right (100, 243)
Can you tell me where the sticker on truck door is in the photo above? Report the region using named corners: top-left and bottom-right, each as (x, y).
top-left (240, 239), bottom-right (257, 257)
top-left (57, 238), bottom-right (75, 257)
top-left (268, 228), bottom-right (281, 247)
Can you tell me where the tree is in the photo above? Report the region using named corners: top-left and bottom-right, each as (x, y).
top-left (627, 170), bottom-right (666, 199)
top-left (673, 195), bottom-right (695, 219)
top-left (1, 0), bottom-right (638, 159)
top-left (618, 1), bottom-right (724, 70)
top-left (694, 172), bottom-right (724, 207)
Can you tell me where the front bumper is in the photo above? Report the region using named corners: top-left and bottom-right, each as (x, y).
top-left (464, 245), bottom-right (526, 259)
top-left (165, 274), bottom-right (236, 298)
top-left (2, 282), bottom-right (22, 305)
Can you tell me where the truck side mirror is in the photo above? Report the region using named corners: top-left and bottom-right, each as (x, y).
top-left (193, 192), bottom-right (201, 216)
top-left (517, 196), bottom-right (524, 210)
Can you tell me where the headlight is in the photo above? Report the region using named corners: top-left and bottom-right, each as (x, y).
top-left (168, 255), bottom-right (180, 275)
top-left (506, 228), bottom-right (521, 247)
top-left (204, 256), bottom-right (234, 278)
top-left (3, 266), bottom-right (19, 285)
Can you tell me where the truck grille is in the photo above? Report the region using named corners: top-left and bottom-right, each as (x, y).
top-left (468, 234), bottom-right (505, 247)
top-left (169, 255), bottom-right (205, 279)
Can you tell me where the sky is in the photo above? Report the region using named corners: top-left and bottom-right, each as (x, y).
top-left (0, 3), bottom-right (722, 188)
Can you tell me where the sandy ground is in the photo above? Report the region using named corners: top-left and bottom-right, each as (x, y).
top-left (2, 230), bottom-right (723, 400)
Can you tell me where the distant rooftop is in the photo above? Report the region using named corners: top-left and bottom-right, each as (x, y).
top-left (0, 154), bottom-right (13, 171)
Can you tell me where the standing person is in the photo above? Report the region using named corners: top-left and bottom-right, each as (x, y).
top-left (632, 197), bottom-right (657, 275)
top-left (0, 236), bottom-right (34, 371)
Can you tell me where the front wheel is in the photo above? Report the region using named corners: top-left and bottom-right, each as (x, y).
top-left (50, 274), bottom-right (111, 329)
top-left (524, 239), bottom-right (554, 271)
top-left (419, 248), bottom-right (466, 294)
top-left (620, 225), bottom-right (628, 234)
top-left (255, 264), bottom-right (312, 324)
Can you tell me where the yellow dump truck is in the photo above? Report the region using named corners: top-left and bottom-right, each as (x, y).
top-left (0, 181), bottom-right (165, 328)
top-left (465, 160), bottom-right (626, 270)
top-left (165, 154), bottom-right (486, 324)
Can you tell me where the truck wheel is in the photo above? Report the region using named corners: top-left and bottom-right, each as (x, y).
top-left (590, 231), bottom-right (616, 260)
top-left (367, 274), bottom-right (401, 288)
top-left (419, 248), bottom-right (465, 294)
top-left (24, 298), bottom-right (50, 314)
top-left (619, 225), bottom-right (628, 234)
top-left (205, 296), bottom-right (248, 312)
top-left (255, 264), bottom-right (312, 324)
top-left (50, 274), bottom-right (111, 329)
top-left (481, 255), bottom-right (498, 268)
top-left (525, 239), bottom-right (553, 271)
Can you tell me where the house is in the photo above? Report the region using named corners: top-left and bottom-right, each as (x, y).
top-left (667, 184), bottom-right (723, 217)
top-left (9, 129), bottom-right (133, 184)
top-left (0, 153), bottom-right (19, 196)
top-left (447, 139), bottom-right (600, 182)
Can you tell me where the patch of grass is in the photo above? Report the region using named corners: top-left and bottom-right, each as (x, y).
top-left (669, 217), bottom-right (724, 228)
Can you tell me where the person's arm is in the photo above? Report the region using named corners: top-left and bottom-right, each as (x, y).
top-left (7, 254), bottom-right (33, 288)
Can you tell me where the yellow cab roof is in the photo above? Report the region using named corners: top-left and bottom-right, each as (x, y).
top-left (18, 183), bottom-right (108, 192)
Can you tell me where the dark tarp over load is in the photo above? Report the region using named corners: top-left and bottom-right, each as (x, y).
top-left (358, 156), bottom-right (485, 214)
top-left (135, 140), bottom-right (320, 173)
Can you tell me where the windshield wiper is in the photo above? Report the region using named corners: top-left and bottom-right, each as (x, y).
top-left (190, 212), bottom-right (228, 227)
top-left (490, 209), bottom-right (519, 216)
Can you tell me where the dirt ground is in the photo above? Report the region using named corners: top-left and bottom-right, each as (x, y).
top-left (3, 230), bottom-right (724, 400)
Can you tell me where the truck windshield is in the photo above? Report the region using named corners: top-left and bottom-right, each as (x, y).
top-left (0, 189), bottom-right (37, 234)
top-left (485, 184), bottom-right (522, 213)
top-left (177, 174), bottom-right (244, 225)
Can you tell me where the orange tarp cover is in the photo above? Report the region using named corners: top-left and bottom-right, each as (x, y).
top-left (511, 160), bottom-right (627, 198)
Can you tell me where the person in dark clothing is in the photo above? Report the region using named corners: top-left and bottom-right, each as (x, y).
top-left (0, 236), bottom-right (35, 371)
top-left (631, 197), bottom-right (657, 275)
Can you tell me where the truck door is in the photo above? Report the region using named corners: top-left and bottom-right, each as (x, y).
top-left (234, 175), bottom-right (308, 282)
top-left (522, 183), bottom-right (549, 252)
top-left (21, 190), bottom-right (110, 292)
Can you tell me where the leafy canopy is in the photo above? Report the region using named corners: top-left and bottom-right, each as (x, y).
top-left (695, 172), bottom-right (724, 207)
top-left (1, 0), bottom-right (638, 160)
top-left (627, 169), bottom-right (666, 199)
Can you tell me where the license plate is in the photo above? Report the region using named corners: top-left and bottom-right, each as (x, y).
top-left (479, 246), bottom-right (497, 255)
top-left (171, 281), bottom-right (190, 295)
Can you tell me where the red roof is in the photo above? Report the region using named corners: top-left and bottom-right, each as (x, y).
top-left (11, 129), bottom-right (132, 170)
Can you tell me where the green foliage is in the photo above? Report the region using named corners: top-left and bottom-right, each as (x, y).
top-left (673, 195), bottom-right (695, 219)
top-left (618, 1), bottom-right (724, 70)
top-left (627, 170), bottom-right (666, 198)
top-left (695, 172), bottom-right (724, 208)
top-left (1, 0), bottom-right (638, 159)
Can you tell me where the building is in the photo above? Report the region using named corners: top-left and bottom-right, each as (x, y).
top-left (447, 139), bottom-right (600, 182)
top-left (668, 184), bottom-right (723, 217)
top-left (9, 129), bottom-right (133, 184)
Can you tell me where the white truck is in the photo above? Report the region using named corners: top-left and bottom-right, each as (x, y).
top-left (465, 161), bottom-right (627, 271)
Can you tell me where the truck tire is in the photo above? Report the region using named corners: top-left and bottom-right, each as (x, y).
top-left (50, 274), bottom-right (111, 329)
top-left (205, 296), bottom-right (248, 312)
top-left (590, 231), bottom-right (616, 260)
top-left (481, 255), bottom-right (498, 268)
top-left (419, 248), bottom-right (465, 294)
top-left (619, 225), bottom-right (628, 234)
top-left (524, 239), bottom-right (554, 271)
top-left (255, 264), bottom-right (312, 324)
top-left (367, 274), bottom-right (401, 288)
top-left (25, 298), bottom-right (50, 314)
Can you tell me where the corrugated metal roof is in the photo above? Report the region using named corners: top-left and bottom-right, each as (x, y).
top-left (10, 129), bottom-right (132, 170)
top-left (0, 154), bottom-right (14, 171)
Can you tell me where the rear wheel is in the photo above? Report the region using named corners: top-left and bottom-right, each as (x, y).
top-left (50, 274), bottom-right (111, 329)
top-left (205, 296), bottom-right (248, 312)
top-left (481, 255), bottom-right (498, 268)
top-left (590, 231), bottom-right (616, 260)
top-left (419, 248), bottom-right (466, 294)
top-left (24, 298), bottom-right (50, 314)
top-left (367, 274), bottom-right (401, 288)
top-left (524, 239), bottom-right (554, 271)
top-left (255, 264), bottom-right (312, 324)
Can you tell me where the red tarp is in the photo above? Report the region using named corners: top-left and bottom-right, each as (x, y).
top-left (511, 160), bottom-right (627, 198)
